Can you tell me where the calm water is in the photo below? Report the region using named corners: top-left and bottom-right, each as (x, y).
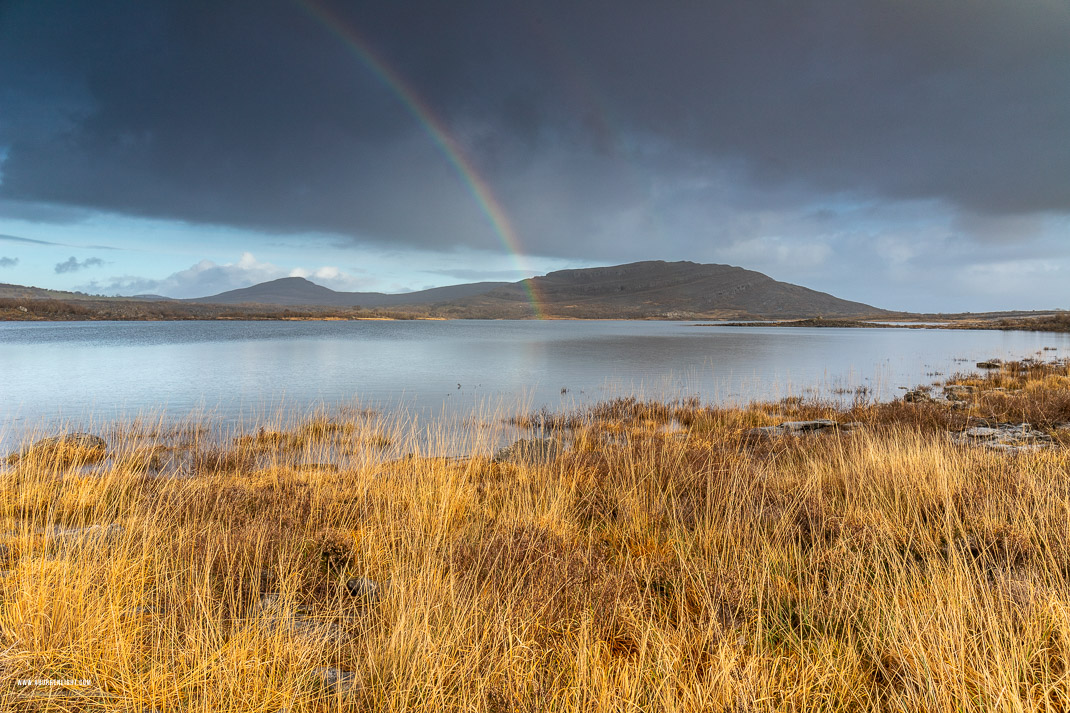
top-left (3, 320), bottom-right (1069, 440)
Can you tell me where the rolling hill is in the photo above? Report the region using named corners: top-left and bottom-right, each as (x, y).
top-left (1, 261), bottom-right (895, 320)
top-left (447, 261), bottom-right (887, 319)
top-left (193, 261), bottom-right (888, 319)
top-left (190, 277), bottom-right (510, 308)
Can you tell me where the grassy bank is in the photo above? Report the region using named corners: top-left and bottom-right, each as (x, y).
top-left (0, 298), bottom-right (429, 321)
top-left (696, 314), bottom-right (1070, 332)
top-left (944, 313), bottom-right (1070, 333)
top-left (2, 362), bottom-right (1070, 710)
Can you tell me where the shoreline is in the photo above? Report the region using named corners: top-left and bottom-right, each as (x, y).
top-left (693, 315), bottom-right (1070, 333)
top-left (7, 356), bottom-right (1069, 464)
top-left (3, 296), bottom-right (1066, 330)
top-left (4, 314), bottom-right (1069, 332)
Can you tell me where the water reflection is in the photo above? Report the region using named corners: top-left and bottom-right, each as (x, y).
top-left (3, 320), bottom-right (1068, 441)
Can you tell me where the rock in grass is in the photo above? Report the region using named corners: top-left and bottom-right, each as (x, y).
top-left (746, 419), bottom-right (840, 438)
top-left (976, 359), bottom-right (1003, 369)
top-left (943, 384), bottom-right (978, 401)
top-left (780, 419), bottom-right (839, 432)
top-left (8, 433), bottom-right (106, 464)
top-left (492, 438), bottom-right (561, 464)
top-left (50, 523), bottom-right (124, 547)
top-left (38, 433), bottom-right (106, 450)
top-left (745, 426), bottom-right (782, 437)
top-left (119, 605), bottom-right (156, 620)
top-left (344, 577), bottom-right (381, 604)
top-left (953, 422), bottom-right (1053, 452)
top-left (258, 593), bottom-right (342, 638)
top-left (903, 389), bottom-right (933, 403)
top-left (317, 667), bottom-right (361, 695)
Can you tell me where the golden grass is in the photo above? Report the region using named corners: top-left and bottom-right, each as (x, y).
top-left (1, 362), bottom-right (1069, 711)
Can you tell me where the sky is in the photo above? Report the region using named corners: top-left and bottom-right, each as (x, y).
top-left (0, 0), bottom-right (1067, 311)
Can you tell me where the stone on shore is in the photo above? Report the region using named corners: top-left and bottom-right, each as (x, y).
top-left (258, 593), bottom-right (345, 639)
top-left (953, 422), bottom-right (1053, 453)
top-left (317, 667), bottom-right (361, 696)
top-left (49, 523), bottom-right (124, 547)
top-left (492, 438), bottom-right (561, 464)
top-left (943, 384), bottom-right (978, 401)
top-left (8, 433), bottom-right (107, 465)
top-left (344, 577), bottom-right (382, 604)
top-left (746, 419), bottom-right (840, 438)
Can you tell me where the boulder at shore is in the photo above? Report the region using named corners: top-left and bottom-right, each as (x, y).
top-left (493, 438), bottom-right (562, 464)
top-left (8, 433), bottom-right (106, 465)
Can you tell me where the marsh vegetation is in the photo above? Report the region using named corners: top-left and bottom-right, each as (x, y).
top-left (2, 361), bottom-right (1070, 710)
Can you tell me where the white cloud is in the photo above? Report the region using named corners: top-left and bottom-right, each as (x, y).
top-left (87, 252), bottom-right (366, 298)
top-left (290, 265), bottom-right (341, 282)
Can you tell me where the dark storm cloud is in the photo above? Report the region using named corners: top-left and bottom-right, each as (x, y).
top-left (54, 256), bottom-right (104, 273)
top-left (1, 0), bottom-right (1067, 256)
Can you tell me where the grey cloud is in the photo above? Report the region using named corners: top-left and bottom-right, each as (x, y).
top-left (54, 256), bottom-right (104, 273)
top-left (1, 233), bottom-right (64, 247)
top-left (424, 267), bottom-right (533, 281)
top-left (1, 2), bottom-right (1069, 317)
top-left (0, 256), bottom-right (18, 267)
top-left (0, 199), bottom-right (97, 225)
top-left (951, 212), bottom-right (1049, 245)
top-left (0, 0), bottom-right (1066, 260)
top-left (0, 231), bottom-right (121, 250)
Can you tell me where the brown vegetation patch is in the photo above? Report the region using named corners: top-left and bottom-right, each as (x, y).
top-left (450, 524), bottom-right (642, 636)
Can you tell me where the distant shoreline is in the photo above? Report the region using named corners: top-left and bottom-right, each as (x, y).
top-left (694, 319), bottom-right (912, 329)
top-left (3, 312), bottom-right (1069, 332)
top-left (691, 315), bottom-right (1070, 333)
top-left (2, 296), bottom-right (1067, 331)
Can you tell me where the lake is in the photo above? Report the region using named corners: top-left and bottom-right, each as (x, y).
top-left (3, 320), bottom-right (1069, 444)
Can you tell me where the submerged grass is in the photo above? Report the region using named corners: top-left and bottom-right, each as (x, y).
top-left (1, 362), bottom-right (1070, 711)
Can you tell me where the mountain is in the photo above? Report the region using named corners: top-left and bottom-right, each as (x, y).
top-left (190, 277), bottom-right (510, 307)
top-left (0, 282), bottom-right (170, 303)
top-left (192, 261), bottom-right (888, 319)
top-left (189, 277), bottom-right (348, 306)
top-left (0, 282), bottom-right (91, 300)
top-left (460, 261), bottom-right (887, 318)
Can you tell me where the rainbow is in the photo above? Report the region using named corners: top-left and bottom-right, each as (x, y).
top-left (297, 0), bottom-right (545, 318)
